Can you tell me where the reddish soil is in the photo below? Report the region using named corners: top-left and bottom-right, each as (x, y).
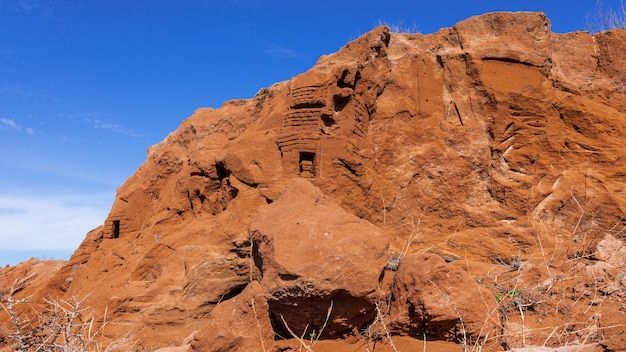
top-left (2, 12), bottom-right (625, 352)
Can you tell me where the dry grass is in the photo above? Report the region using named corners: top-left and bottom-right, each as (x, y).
top-left (1, 279), bottom-right (136, 352)
top-left (586, 0), bottom-right (626, 32)
top-left (377, 20), bottom-right (420, 34)
top-left (278, 301), bottom-right (333, 352)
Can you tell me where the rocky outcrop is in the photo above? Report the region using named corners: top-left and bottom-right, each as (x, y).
top-left (2, 11), bottom-right (626, 351)
top-left (250, 178), bottom-right (389, 339)
top-left (192, 281), bottom-right (273, 352)
top-left (389, 254), bottom-right (497, 344)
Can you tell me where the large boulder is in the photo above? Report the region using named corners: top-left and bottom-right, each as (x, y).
top-left (389, 253), bottom-right (497, 346)
top-left (192, 281), bottom-right (274, 352)
top-left (249, 178), bottom-right (390, 338)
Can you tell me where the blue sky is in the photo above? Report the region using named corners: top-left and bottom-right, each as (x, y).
top-left (0, 0), bottom-right (617, 266)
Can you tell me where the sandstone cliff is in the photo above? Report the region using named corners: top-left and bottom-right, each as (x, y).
top-left (2, 12), bottom-right (626, 352)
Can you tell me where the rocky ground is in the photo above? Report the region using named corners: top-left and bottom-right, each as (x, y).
top-left (1, 11), bottom-right (626, 352)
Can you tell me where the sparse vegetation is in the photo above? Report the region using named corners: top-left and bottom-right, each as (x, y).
top-left (586, 0), bottom-right (626, 32)
top-left (360, 300), bottom-right (398, 352)
top-left (278, 301), bottom-right (333, 352)
top-left (492, 253), bottom-right (527, 271)
top-left (377, 20), bottom-right (420, 34)
top-left (0, 281), bottom-right (135, 352)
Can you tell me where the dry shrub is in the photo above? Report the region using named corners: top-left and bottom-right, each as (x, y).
top-left (586, 0), bottom-right (626, 32)
top-left (1, 283), bottom-right (135, 352)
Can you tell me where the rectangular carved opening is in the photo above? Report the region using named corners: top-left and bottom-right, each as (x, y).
top-left (112, 220), bottom-right (120, 239)
top-left (299, 152), bottom-right (316, 178)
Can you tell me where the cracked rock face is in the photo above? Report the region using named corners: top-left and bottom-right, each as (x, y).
top-left (2, 11), bottom-right (626, 351)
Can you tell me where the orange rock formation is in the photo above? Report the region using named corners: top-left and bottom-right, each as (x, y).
top-left (2, 12), bottom-right (626, 352)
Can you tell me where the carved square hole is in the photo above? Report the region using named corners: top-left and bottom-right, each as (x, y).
top-left (111, 220), bottom-right (120, 239)
top-left (299, 152), bottom-right (316, 178)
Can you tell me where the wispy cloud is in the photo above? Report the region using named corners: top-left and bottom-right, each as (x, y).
top-left (265, 46), bottom-right (302, 58)
top-left (88, 118), bottom-right (142, 137)
top-left (0, 192), bottom-right (113, 251)
top-left (0, 118), bottom-right (17, 129)
top-left (15, 0), bottom-right (42, 13)
top-left (0, 118), bottom-right (35, 135)
top-left (12, 0), bottom-right (57, 19)
top-left (0, 83), bottom-right (35, 100)
top-left (57, 112), bottom-right (142, 137)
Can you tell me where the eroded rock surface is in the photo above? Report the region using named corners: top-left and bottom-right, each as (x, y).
top-left (2, 11), bottom-right (626, 351)
top-left (389, 254), bottom-right (497, 344)
top-left (192, 281), bottom-right (273, 352)
top-left (250, 178), bottom-right (389, 338)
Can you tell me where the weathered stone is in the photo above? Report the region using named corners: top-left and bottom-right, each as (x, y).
top-left (250, 178), bottom-right (389, 338)
top-left (389, 253), bottom-right (497, 345)
top-left (192, 281), bottom-right (274, 352)
top-left (2, 12), bottom-right (626, 351)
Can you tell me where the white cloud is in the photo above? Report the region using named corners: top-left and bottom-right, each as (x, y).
top-left (0, 192), bottom-right (113, 251)
top-left (0, 118), bottom-right (17, 129)
top-left (0, 117), bottom-right (35, 134)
